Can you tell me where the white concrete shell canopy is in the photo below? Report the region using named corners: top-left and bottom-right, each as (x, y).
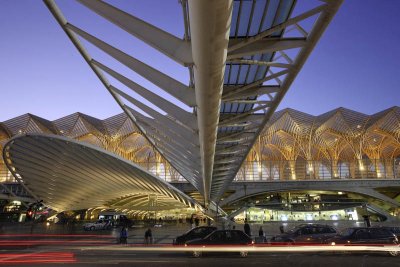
top-left (2, 134), bottom-right (201, 213)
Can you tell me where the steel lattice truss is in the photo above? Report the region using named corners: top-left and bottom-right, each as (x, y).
top-left (44, 0), bottom-right (342, 206)
top-left (249, 106), bottom-right (400, 165)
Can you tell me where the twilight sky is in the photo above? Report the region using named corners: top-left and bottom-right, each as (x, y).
top-left (0, 0), bottom-right (399, 122)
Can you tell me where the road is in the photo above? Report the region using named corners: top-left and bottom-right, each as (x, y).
top-left (0, 223), bottom-right (399, 266)
top-left (1, 248), bottom-right (398, 267)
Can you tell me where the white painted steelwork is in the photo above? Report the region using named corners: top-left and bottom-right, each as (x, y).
top-left (3, 134), bottom-right (201, 212)
top-left (42, 0), bottom-right (343, 209)
top-left (188, 0), bottom-right (233, 205)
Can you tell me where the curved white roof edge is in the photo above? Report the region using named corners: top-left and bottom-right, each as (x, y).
top-left (2, 134), bottom-right (203, 213)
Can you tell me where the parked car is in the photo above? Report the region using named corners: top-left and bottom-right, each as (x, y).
top-left (383, 226), bottom-right (400, 239)
top-left (83, 219), bottom-right (112, 231)
top-left (173, 226), bottom-right (217, 245)
top-left (270, 224), bottom-right (337, 244)
top-left (185, 229), bottom-right (253, 258)
top-left (327, 227), bottom-right (399, 257)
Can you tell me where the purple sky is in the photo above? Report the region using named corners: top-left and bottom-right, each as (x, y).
top-left (1, 0), bottom-right (399, 122)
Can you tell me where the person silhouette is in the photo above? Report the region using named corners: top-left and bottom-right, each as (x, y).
top-left (144, 228), bottom-right (153, 244)
top-left (119, 227), bottom-right (128, 245)
top-left (244, 219), bottom-right (251, 236)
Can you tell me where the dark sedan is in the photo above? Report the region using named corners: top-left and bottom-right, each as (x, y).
top-left (327, 227), bottom-right (399, 256)
top-left (270, 224), bottom-right (337, 244)
top-left (383, 226), bottom-right (400, 239)
top-left (173, 226), bottom-right (217, 245)
top-left (185, 230), bottom-right (253, 257)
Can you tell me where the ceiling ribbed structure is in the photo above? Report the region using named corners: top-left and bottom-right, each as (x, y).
top-left (3, 134), bottom-right (201, 212)
top-left (246, 106), bottom-right (400, 162)
top-left (43, 0), bottom-right (342, 206)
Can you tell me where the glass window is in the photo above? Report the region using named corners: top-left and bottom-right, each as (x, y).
top-left (355, 229), bottom-right (370, 239)
top-left (238, 65), bottom-right (249, 84)
top-left (192, 228), bottom-right (203, 234)
top-left (370, 228), bottom-right (391, 238)
top-left (205, 228), bottom-right (215, 235)
top-left (225, 231), bottom-right (233, 240)
top-left (230, 1), bottom-right (241, 37)
top-left (224, 65), bottom-right (231, 84)
top-left (209, 231), bottom-right (225, 241)
top-left (249, 0), bottom-right (267, 35)
top-left (229, 65), bottom-right (240, 84)
top-left (328, 228), bottom-right (337, 234)
top-left (237, 1), bottom-right (253, 36)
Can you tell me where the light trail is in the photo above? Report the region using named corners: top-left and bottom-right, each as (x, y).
top-left (73, 244), bottom-right (400, 253)
top-left (0, 252), bottom-right (76, 264)
top-left (0, 234), bottom-right (115, 238)
top-left (0, 240), bottom-right (112, 246)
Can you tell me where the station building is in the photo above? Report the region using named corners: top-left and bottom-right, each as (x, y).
top-left (1, 107), bottom-right (399, 223)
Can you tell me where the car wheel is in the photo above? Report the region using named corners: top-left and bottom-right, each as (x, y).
top-left (192, 251), bottom-right (202, 258)
top-left (240, 251), bottom-right (248, 258)
top-left (90, 226), bottom-right (95, 231)
top-left (388, 251), bottom-right (399, 257)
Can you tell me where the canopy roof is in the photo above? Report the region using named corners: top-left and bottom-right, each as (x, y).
top-left (3, 134), bottom-right (201, 212)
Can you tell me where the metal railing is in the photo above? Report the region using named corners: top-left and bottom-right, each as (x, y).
top-left (0, 183), bottom-right (31, 197)
top-left (234, 158), bottom-right (400, 181)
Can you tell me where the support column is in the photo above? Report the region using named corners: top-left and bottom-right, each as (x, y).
top-left (188, 0), bottom-right (233, 205)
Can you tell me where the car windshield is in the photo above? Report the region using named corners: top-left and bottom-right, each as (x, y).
top-left (183, 227), bottom-right (204, 235)
top-left (183, 228), bottom-right (196, 235)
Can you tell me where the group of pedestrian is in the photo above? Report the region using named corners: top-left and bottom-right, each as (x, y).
top-left (189, 215), bottom-right (201, 229)
top-left (244, 218), bottom-right (283, 242)
top-left (244, 219), bottom-right (265, 241)
top-left (119, 227), bottom-right (153, 245)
